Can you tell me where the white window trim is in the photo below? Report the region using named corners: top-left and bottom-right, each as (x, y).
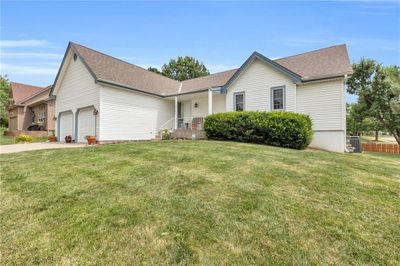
top-left (233, 91), bottom-right (245, 111)
top-left (271, 86), bottom-right (286, 111)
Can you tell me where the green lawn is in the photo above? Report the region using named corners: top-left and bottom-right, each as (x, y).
top-left (0, 141), bottom-right (399, 265)
top-left (361, 135), bottom-right (397, 144)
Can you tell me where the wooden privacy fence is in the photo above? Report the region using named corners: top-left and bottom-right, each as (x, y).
top-left (362, 142), bottom-right (400, 154)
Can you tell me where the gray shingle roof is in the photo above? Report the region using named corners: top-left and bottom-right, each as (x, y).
top-left (275, 44), bottom-right (353, 81)
top-left (180, 69), bottom-right (238, 94)
top-left (68, 42), bottom-right (352, 97)
top-left (11, 82), bottom-right (50, 104)
top-left (71, 43), bottom-right (180, 96)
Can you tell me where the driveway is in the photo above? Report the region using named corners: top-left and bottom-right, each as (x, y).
top-left (0, 142), bottom-right (87, 154)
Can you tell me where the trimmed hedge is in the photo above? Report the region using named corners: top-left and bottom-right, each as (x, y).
top-left (204, 111), bottom-right (313, 149)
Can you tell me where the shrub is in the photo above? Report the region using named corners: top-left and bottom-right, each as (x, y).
top-left (15, 134), bottom-right (33, 143)
top-left (162, 129), bottom-right (171, 140)
top-left (204, 111), bottom-right (313, 149)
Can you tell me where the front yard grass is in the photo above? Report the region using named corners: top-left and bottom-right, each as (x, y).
top-left (361, 135), bottom-right (397, 144)
top-left (0, 141), bottom-right (399, 265)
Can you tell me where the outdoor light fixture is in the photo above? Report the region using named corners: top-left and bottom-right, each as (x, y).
top-left (53, 116), bottom-right (57, 121)
top-left (93, 109), bottom-right (98, 115)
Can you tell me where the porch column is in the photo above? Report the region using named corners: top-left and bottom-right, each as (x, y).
top-left (174, 96), bottom-right (178, 129)
top-left (208, 88), bottom-right (213, 115)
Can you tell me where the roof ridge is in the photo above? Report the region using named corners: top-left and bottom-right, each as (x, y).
top-left (11, 81), bottom-right (45, 89)
top-left (274, 44), bottom-right (347, 61)
top-left (70, 42), bottom-right (180, 84)
top-left (182, 68), bottom-right (238, 83)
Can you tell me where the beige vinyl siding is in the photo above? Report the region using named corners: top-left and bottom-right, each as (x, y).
top-left (226, 58), bottom-right (296, 112)
top-left (190, 98), bottom-right (207, 118)
top-left (54, 51), bottom-right (101, 139)
top-left (296, 78), bottom-right (345, 131)
top-left (190, 93), bottom-right (226, 118)
top-left (212, 93), bottom-right (226, 114)
top-left (99, 85), bottom-right (174, 141)
top-left (46, 100), bottom-right (56, 132)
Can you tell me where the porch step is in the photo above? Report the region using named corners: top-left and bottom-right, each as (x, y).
top-left (171, 129), bottom-right (206, 140)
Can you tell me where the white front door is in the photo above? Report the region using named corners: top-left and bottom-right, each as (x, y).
top-left (179, 101), bottom-right (192, 128)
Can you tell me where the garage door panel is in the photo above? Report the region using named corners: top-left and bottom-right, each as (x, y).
top-left (77, 108), bottom-right (95, 142)
top-left (59, 112), bottom-right (73, 142)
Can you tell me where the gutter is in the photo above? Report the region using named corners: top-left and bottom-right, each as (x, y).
top-left (164, 89), bottom-right (209, 97)
top-left (301, 72), bottom-right (352, 83)
top-left (300, 76), bottom-right (346, 84)
top-left (164, 86), bottom-right (223, 97)
top-left (96, 79), bottom-right (166, 98)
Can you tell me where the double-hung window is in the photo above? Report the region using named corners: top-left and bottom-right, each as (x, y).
top-left (271, 86), bottom-right (285, 110)
top-left (234, 92), bottom-right (245, 111)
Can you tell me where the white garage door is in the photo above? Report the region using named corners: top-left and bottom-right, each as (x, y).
top-left (59, 112), bottom-right (73, 142)
top-left (77, 107), bottom-right (96, 142)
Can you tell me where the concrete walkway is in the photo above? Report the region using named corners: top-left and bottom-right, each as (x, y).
top-left (0, 142), bottom-right (87, 154)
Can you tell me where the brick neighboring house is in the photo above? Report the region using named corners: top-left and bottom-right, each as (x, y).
top-left (8, 82), bottom-right (55, 134)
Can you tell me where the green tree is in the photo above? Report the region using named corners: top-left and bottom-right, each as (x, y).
top-left (363, 117), bottom-right (384, 141)
top-left (346, 103), bottom-right (383, 138)
top-left (346, 103), bottom-right (365, 136)
top-left (384, 65), bottom-right (400, 114)
top-left (347, 59), bottom-right (400, 144)
top-left (0, 75), bottom-right (11, 127)
top-left (160, 56), bottom-right (209, 81)
top-left (147, 67), bottom-right (161, 75)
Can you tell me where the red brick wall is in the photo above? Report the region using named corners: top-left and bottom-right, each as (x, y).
top-left (4, 130), bottom-right (49, 137)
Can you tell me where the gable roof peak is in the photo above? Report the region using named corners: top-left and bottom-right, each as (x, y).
top-left (69, 41), bottom-right (178, 83)
top-left (10, 82), bottom-right (50, 104)
top-left (275, 44), bottom-right (352, 81)
top-left (52, 41), bottom-right (181, 96)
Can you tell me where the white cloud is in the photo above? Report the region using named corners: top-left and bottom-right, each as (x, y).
top-left (0, 52), bottom-right (63, 59)
top-left (0, 63), bottom-right (58, 75)
top-left (207, 64), bottom-right (238, 73)
top-left (0, 40), bottom-right (50, 48)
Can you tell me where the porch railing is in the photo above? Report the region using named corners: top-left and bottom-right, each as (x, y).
top-left (178, 116), bottom-right (204, 130)
top-left (159, 116), bottom-right (205, 131)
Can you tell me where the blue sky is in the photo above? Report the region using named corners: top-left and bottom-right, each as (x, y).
top-left (1, 1), bottom-right (399, 103)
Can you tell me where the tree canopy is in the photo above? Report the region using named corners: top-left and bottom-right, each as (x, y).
top-left (147, 67), bottom-right (161, 75)
top-left (347, 59), bottom-right (400, 144)
top-left (0, 75), bottom-right (10, 127)
top-left (148, 56), bottom-right (210, 81)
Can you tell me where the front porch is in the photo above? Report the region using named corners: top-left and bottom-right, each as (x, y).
top-left (166, 88), bottom-right (226, 131)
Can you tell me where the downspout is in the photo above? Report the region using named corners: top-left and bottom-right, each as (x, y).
top-left (208, 87), bottom-right (213, 115)
top-left (344, 74), bottom-right (349, 152)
